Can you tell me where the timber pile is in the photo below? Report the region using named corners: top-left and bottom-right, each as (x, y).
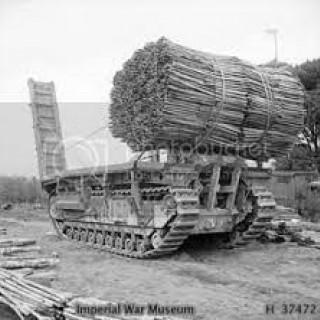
top-left (261, 222), bottom-right (320, 249)
top-left (0, 245), bottom-right (41, 256)
top-left (0, 238), bottom-right (59, 271)
top-left (0, 269), bottom-right (186, 320)
top-left (0, 269), bottom-right (70, 320)
top-left (0, 258), bottom-right (59, 270)
top-left (0, 239), bottom-right (37, 248)
top-left (109, 38), bottom-right (305, 159)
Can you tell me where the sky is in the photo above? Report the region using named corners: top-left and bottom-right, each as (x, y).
top-left (0, 0), bottom-right (319, 177)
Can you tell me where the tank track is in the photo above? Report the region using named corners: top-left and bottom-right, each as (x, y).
top-left (49, 186), bottom-right (275, 257)
top-left (241, 212), bottom-right (275, 242)
top-left (49, 185), bottom-right (200, 259)
top-left (231, 210), bottom-right (275, 246)
top-left (52, 209), bottom-right (274, 256)
top-left (52, 212), bottom-right (199, 259)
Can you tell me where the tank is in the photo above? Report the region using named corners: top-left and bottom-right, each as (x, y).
top-left (28, 79), bottom-right (275, 258)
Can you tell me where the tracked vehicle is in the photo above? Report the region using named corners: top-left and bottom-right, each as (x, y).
top-left (28, 79), bottom-right (274, 258)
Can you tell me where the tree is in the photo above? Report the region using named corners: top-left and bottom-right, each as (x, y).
top-left (295, 59), bottom-right (320, 173)
top-left (0, 176), bottom-right (45, 204)
top-left (276, 143), bottom-right (315, 171)
top-left (276, 59), bottom-right (320, 172)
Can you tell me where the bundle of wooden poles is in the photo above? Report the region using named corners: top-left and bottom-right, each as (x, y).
top-left (0, 238), bottom-right (59, 270)
top-left (109, 37), bottom-right (305, 159)
top-left (0, 268), bottom-right (71, 320)
top-left (0, 269), bottom-right (185, 320)
top-left (0, 269), bottom-right (117, 320)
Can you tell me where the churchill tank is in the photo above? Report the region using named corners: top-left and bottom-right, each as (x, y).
top-left (28, 38), bottom-right (307, 258)
top-left (28, 80), bottom-right (276, 258)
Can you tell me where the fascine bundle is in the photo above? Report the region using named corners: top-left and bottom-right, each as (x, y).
top-left (109, 38), bottom-right (305, 160)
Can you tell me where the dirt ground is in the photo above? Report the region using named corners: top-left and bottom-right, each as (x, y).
top-left (1, 208), bottom-right (320, 320)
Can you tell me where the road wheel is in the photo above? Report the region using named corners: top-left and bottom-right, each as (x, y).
top-left (136, 239), bottom-right (146, 254)
top-left (105, 235), bottom-right (114, 249)
top-left (80, 230), bottom-right (87, 242)
top-left (125, 238), bottom-right (135, 253)
top-left (73, 229), bottom-right (81, 241)
top-left (115, 236), bottom-right (123, 251)
top-left (88, 231), bottom-right (96, 245)
top-left (96, 233), bottom-right (104, 248)
top-left (66, 228), bottom-right (73, 239)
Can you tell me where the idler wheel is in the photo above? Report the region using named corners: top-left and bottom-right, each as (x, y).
top-left (125, 238), bottom-right (135, 253)
top-left (105, 235), bottom-right (114, 249)
top-left (229, 229), bottom-right (241, 244)
top-left (115, 236), bottom-right (123, 251)
top-left (136, 239), bottom-right (147, 254)
top-left (164, 195), bottom-right (177, 210)
top-left (151, 232), bottom-right (162, 249)
top-left (66, 228), bottom-right (73, 239)
top-left (49, 202), bottom-right (57, 217)
top-left (56, 221), bottom-right (64, 233)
